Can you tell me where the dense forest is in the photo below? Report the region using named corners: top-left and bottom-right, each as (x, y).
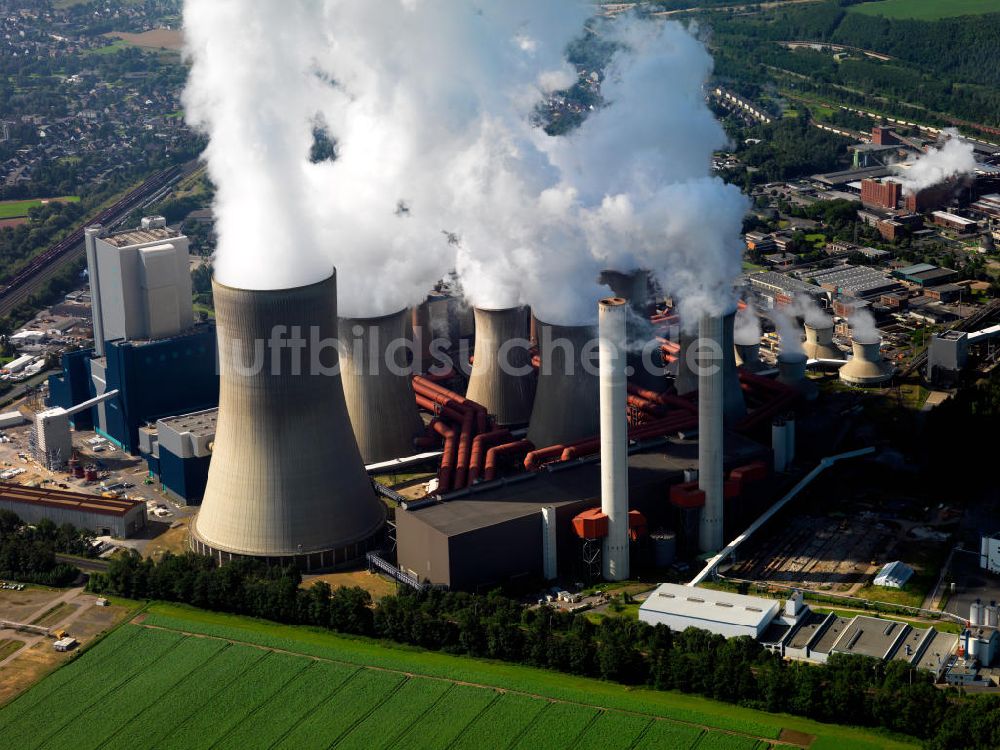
top-left (89, 551), bottom-right (1000, 749)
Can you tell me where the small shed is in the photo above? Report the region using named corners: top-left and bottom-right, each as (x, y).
top-left (874, 560), bottom-right (913, 589)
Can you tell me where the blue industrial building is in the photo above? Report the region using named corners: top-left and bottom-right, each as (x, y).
top-left (47, 325), bottom-right (219, 456)
top-left (139, 408), bottom-right (215, 505)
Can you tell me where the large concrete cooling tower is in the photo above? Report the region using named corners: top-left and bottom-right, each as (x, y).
top-left (192, 273), bottom-right (384, 569)
top-left (527, 321), bottom-right (599, 448)
top-left (734, 342), bottom-right (766, 373)
top-left (466, 306), bottom-right (535, 426)
top-left (804, 322), bottom-right (843, 361)
top-left (338, 308), bottom-right (424, 464)
top-left (839, 337), bottom-right (895, 386)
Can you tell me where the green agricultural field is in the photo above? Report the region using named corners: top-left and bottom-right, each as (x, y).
top-left (0, 196), bottom-right (79, 220)
top-left (851, 0), bottom-right (1000, 20)
top-left (0, 603), bottom-right (920, 750)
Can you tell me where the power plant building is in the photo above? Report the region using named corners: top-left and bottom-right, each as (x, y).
top-left (139, 408), bottom-right (216, 505)
top-left (639, 583), bottom-right (782, 639)
top-left (0, 482), bottom-right (146, 538)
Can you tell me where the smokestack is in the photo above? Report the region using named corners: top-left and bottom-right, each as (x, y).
top-left (804, 322), bottom-right (843, 361)
top-left (599, 297), bottom-right (629, 581)
top-left (679, 311), bottom-right (746, 424)
top-left (338, 309), bottom-right (425, 464)
top-left (527, 321), bottom-right (598, 449)
top-left (839, 337), bottom-right (895, 386)
top-left (698, 314), bottom-right (724, 553)
top-left (466, 306), bottom-right (535, 426)
top-left (192, 273), bottom-right (384, 569)
top-left (734, 342), bottom-right (766, 373)
top-left (777, 351), bottom-right (817, 401)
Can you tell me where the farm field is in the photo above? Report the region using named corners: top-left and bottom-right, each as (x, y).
top-left (0, 602), bottom-right (920, 749)
top-left (104, 28), bottom-right (184, 52)
top-left (0, 196), bottom-right (79, 220)
top-left (851, 0), bottom-right (1000, 20)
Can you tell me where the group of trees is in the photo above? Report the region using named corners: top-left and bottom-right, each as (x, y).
top-left (0, 510), bottom-right (94, 587)
top-left (88, 550), bottom-right (1000, 748)
top-left (735, 118), bottom-right (851, 185)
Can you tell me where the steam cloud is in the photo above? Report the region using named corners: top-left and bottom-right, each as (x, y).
top-left (791, 295), bottom-right (832, 329)
top-left (771, 309), bottom-right (803, 357)
top-left (734, 299), bottom-right (762, 346)
top-left (184, 3), bottom-right (746, 325)
top-left (898, 130), bottom-right (977, 195)
top-left (849, 307), bottom-right (881, 343)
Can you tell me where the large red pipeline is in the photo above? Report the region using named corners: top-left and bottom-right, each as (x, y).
top-left (484, 439), bottom-right (533, 482)
top-left (432, 420), bottom-right (457, 492)
top-left (467, 429), bottom-right (511, 485)
top-left (414, 393), bottom-right (465, 424)
top-left (413, 376), bottom-right (488, 433)
top-left (627, 383), bottom-right (697, 413)
top-left (557, 413), bottom-right (699, 462)
top-left (523, 444), bottom-right (566, 471)
top-left (454, 408), bottom-right (475, 488)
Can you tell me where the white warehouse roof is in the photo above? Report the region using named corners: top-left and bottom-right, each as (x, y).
top-left (639, 583), bottom-right (780, 631)
top-left (874, 560), bottom-right (913, 588)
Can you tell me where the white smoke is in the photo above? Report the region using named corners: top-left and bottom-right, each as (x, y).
top-left (897, 130), bottom-right (977, 195)
top-left (791, 295), bottom-right (832, 328)
top-left (771, 309), bottom-right (803, 356)
top-left (183, 3), bottom-right (747, 325)
top-left (849, 307), bottom-right (881, 343)
top-left (734, 299), bottom-right (762, 346)
top-left (454, 16), bottom-right (749, 326)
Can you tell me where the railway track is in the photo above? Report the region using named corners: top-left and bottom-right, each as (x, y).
top-left (0, 164), bottom-right (188, 319)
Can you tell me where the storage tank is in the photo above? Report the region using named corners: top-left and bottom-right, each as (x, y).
top-left (192, 273), bottom-right (384, 569)
top-left (988, 602), bottom-right (999, 628)
top-left (970, 599), bottom-right (983, 627)
top-left (650, 530), bottom-right (676, 567)
top-left (803, 321), bottom-right (843, 361)
top-left (466, 306), bottom-right (535, 425)
top-left (338, 309), bottom-right (425, 464)
top-left (527, 321), bottom-right (599, 449)
top-left (839, 337), bottom-right (895, 386)
top-left (772, 418), bottom-right (788, 472)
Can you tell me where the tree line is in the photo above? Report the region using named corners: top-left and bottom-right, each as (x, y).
top-left (0, 510), bottom-right (95, 587)
top-left (88, 550), bottom-right (1000, 749)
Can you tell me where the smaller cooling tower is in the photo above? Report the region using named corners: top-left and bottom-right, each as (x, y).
top-left (192, 273), bottom-right (384, 569)
top-left (777, 351), bottom-right (817, 401)
top-left (839, 338), bottom-right (895, 386)
top-left (527, 321), bottom-right (599, 448)
top-left (338, 309), bottom-right (425, 464)
top-left (804, 322), bottom-right (843, 361)
top-left (734, 342), bottom-right (766, 373)
top-left (466, 306), bottom-right (535, 425)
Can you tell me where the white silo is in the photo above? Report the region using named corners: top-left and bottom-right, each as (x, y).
top-left (338, 309), bottom-right (425, 464)
top-left (970, 599), bottom-right (983, 627)
top-left (466, 306), bottom-right (535, 426)
top-left (191, 272), bottom-right (384, 570)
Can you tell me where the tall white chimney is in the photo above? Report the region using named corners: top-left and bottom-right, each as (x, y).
top-left (698, 313), bottom-right (724, 553)
top-left (599, 297), bottom-right (629, 581)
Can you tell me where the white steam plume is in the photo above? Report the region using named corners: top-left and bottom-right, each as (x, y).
top-left (771, 309), bottom-right (803, 356)
top-left (183, 0), bottom-right (587, 316)
top-left (454, 16), bottom-right (749, 326)
top-left (897, 130), bottom-right (977, 195)
top-left (791, 295), bottom-right (831, 328)
top-left (849, 307), bottom-right (881, 343)
top-left (734, 299), bottom-right (762, 346)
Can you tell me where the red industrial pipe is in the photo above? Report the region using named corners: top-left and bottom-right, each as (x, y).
top-left (467, 429), bottom-right (511, 485)
top-left (454, 408), bottom-right (475, 488)
top-left (432, 419), bottom-right (457, 492)
top-left (627, 383), bottom-right (697, 413)
top-left (523, 444), bottom-right (566, 471)
top-left (413, 376), bottom-right (488, 432)
top-left (414, 393), bottom-right (466, 424)
top-left (627, 394), bottom-right (665, 416)
top-left (484, 439), bottom-right (533, 481)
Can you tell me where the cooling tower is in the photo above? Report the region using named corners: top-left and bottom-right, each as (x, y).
top-left (527, 321), bottom-right (599, 448)
top-left (599, 297), bottom-right (629, 581)
top-left (839, 337), bottom-right (895, 386)
top-left (804, 322), bottom-right (843, 361)
top-left (777, 351), bottom-right (817, 401)
top-left (734, 342), bottom-right (766, 373)
top-left (600, 269), bottom-right (650, 315)
top-left (466, 306), bottom-right (535, 425)
top-left (192, 274), bottom-right (384, 569)
top-left (677, 310), bottom-right (746, 424)
top-left (698, 314), bottom-right (724, 554)
top-left (338, 309), bottom-right (425, 464)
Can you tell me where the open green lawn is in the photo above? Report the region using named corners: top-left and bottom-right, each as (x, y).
top-left (0, 196), bottom-right (79, 220)
top-left (0, 602), bottom-right (917, 750)
top-left (851, 0), bottom-right (1000, 20)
